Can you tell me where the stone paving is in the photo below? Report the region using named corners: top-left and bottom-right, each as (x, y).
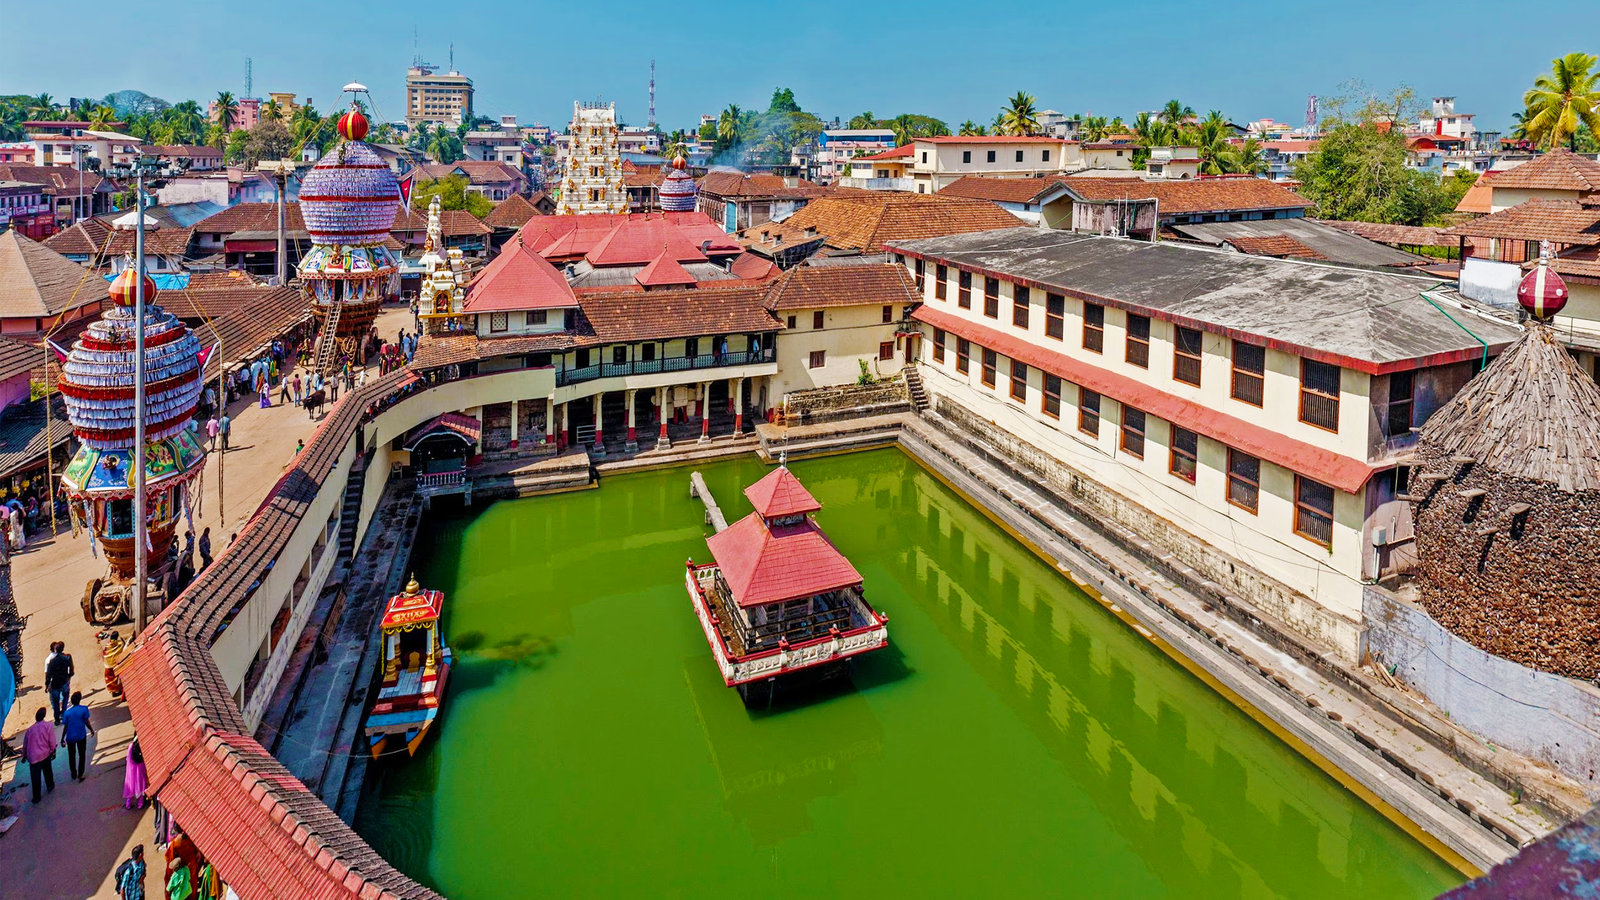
top-left (0, 305), bottom-right (413, 900)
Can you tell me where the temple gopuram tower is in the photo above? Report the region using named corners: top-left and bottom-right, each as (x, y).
top-left (298, 99), bottom-right (401, 370)
top-left (556, 102), bottom-right (627, 215)
top-left (658, 153), bottom-right (698, 212)
top-left (1410, 244), bottom-right (1600, 679)
top-left (415, 195), bottom-right (471, 335)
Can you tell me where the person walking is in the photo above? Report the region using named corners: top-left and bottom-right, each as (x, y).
top-left (256, 372), bottom-right (270, 409)
top-left (181, 531), bottom-right (196, 573)
top-left (278, 373), bottom-right (292, 407)
top-left (123, 736), bottom-right (148, 809)
top-left (23, 707), bottom-right (56, 803)
top-left (45, 642), bottom-right (73, 723)
top-left (292, 372), bottom-right (304, 406)
top-left (62, 691), bottom-right (93, 781)
top-left (218, 413), bottom-right (231, 451)
top-left (204, 415), bottom-right (219, 451)
top-left (198, 527), bottom-right (212, 570)
top-left (115, 846), bottom-right (147, 900)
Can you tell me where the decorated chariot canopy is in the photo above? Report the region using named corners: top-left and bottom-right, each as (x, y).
top-left (54, 266), bottom-right (212, 450)
top-left (297, 109), bottom-right (402, 252)
top-left (659, 153), bottom-right (697, 212)
top-left (60, 430), bottom-right (206, 500)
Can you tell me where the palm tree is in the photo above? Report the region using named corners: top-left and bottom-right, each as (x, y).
top-left (1523, 52), bottom-right (1600, 151)
top-left (1160, 99), bottom-right (1194, 125)
top-left (88, 105), bottom-right (116, 129)
top-left (848, 111), bottom-right (877, 130)
top-left (215, 91), bottom-right (239, 133)
top-left (1081, 116), bottom-right (1109, 142)
top-left (28, 93), bottom-right (56, 120)
top-left (717, 104), bottom-right (743, 144)
top-left (169, 100), bottom-right (205, 144)
top-left (998, 92), bottom-right (1040, 136)
top-left (958, 120), bottom-right (986, 136)
top-left (0, 102), bottom-right (23, 141)
top-left (1231, 137), bottom-right (1266, 176)
top-left (261, 98), bottom-right (281, 122)
top-left (1193, 119), bottom-right (1236, 175)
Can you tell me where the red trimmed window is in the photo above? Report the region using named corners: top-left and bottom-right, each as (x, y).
top-left (1174, 326), bottom-right (1202, 386)
top-left (981, 348), bottom-right (997, 387)
top-left (1294, 475), bottom-right (1335, 547)
top-left (1046, 293), bottom-right (1065, 340)
top-left (1083, 302), bottom-right (1104, 353)
top-left (1079, 389), bottom-right (1101, 436)
top-left (1126, 313), bottom-right (1150, 368)
top-left (936, 264), bottom-right (948, 300)
top-left (958, 270), bottom-right (972, 308)
top-left (1231, 341), bottom-right (1265, 406)
top-left (1010, 360), bottom-right (1028, 401)
top-left (933, 328), bottom-right (946, 363)
top-left (1169, 426), bottom-right (1198, 482)
top-left (1013, 286), bottom-right (1030, 329)
top-left (1299, 359), bottom-right (1340, 432)
top-left (1121, 406), bottom-right (1146, 458)
top-left (879, 341), bottom-right (894, 361)
top-left (983, 277), bottom-right (1000, 319)
top-left (1227, 450), bottom-right (1259, 513)
top-left (1043, 374), bottom-right (1062, 418)
top-left (956, 338), bottom-right (970, 374)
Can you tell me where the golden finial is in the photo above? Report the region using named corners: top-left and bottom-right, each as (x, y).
top-left (406, 573), bottom-right (421, 595)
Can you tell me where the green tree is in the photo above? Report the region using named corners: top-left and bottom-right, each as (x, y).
top-left (412, 174), bottom-right (492, 217)
top-left (260, 98), bottom-right (281, 122)
top-left (28, 93), bottom-right (56, 120)
top-left (425, 125), bottom-right (463, 163)
top-left (1081, 116), bottom-right (1109, 142)
top-left (958, 120), bottom-right (986, 136)
top-left (215, 91), bottom-right (238, 133)
top-left (244, 117), bottom-right (292, 167)
top-left (223, 129), bottom-right (250, 165)
top-left (0, 102), bottom-right (23, 141)
top-left (768, 88), bottom-right (799, 115)
top-left (168, 100), bottom-right (205, 144)
top-left (998, 92), bottom-right (1040, 136)
top-left (1160, 99), bottom-right (1194, 125)
top-left (1293, 123), bottom-right (1454, 225)
top-left (1523, 52), bottom-right (1600, 151)
top-left (848, 111), bottom-right (877, 130)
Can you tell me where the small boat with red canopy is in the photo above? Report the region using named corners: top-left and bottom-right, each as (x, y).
top-left (365, 576), bottom-right (453, 758)
top-left (686, 466), bottom-right (889, 704)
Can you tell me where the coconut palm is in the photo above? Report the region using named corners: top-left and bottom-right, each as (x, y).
top-left (261, 98), bottom-right (281, 122)
top-left (998, 92), bottom-right (1040, 136)
top-left (1231, 138), bottom-right (1266, 176)
top-left (27, 93), bottom-right (56, 120)
top-left (848, 111), bottom-right (877, 130)
top-left (1160, 99), bottom-right (1194, 125)
top-left (88, 105), bottom-right (116, 129)
top-left (958, 120), bottom-right (986, 136)
top-left (1523, 52), bottom-right (1600, 151)
top-left (1081, 116), bottom-right (1110, 142)
top-left (168, 100), bottom-right (205, 144)
top-left (215, 91), bottom-right (239, 133)
top-left (0, 102), bottom-right (24, 141)
top-left (717, 104), bottom-right (743, 143)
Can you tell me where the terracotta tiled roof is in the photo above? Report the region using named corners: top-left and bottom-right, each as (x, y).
top-left (193, 202), bottom-right (306, 235)
top-left (1454, 172), bottom-right (1495, 214)
top-left (1319, 220), bottom-right (1456, 248)
top-left (938, 175), bottom-right (1065, 204)
top-left (191, 287), bottom-right (313, 376)
top-left (855, 145), bottom-right (912, 161)
top-left (1057, 176), bottom-right (1311, 215)
top-left (743, 194), bottom-right (1026, 254)
top-left (635, 247), bottom-right (696, 286)
top-left (149, 145), bottom-right (224, 159)
top-left (578, 284), bottom-right (781, 342)
top-left (0, 164), bottom-right (113, 196)
top-left (438, 209), bottom-right (491, 236)
top-left (0, 230), bottom-right (107, 319)
top-left (1482, 150), bottom-right (1600, 192)
top-left (483, 193), bottom-right (543, 229)
top-left (699, 171), bottom-right (801, 198)
top-left (706, 512), bottom-right (862, 608)
top-left (744, 466), bottom-right (821, 518)
top-left (624, 171), bottom-right (664, 188)
top-left (44, 218), bottom-right (194, 261)
top-left (1444, 199), bottom-right (1600, 244)
top-left (1261, 140), bottom-right (1319, 153)
top-left (728, 253), bottom-right (776, 281)
top-left (463, 234), bottom-right (578, 312)
top-left (517, 211), bottom-right (739, 265)
top-left (416, 160), bottom-right (524, 185)
top-left (1224, 234), bottom-right (1325, 260)
top-left (763, 262), bottom-right (918, 311)
top-left (0, 336), bottom-right (40, 386)
top-left (1528, 244), bottom-right (1600, 280)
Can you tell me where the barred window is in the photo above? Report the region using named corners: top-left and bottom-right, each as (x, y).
top-left (915, 258), bottom-right (925, 291)
top-left (983, 277), bottom-right (1000, 319)
top-left (1046, 293), bottom-right (1065, 340)
top-left (1232, 342), bottom-right (1265, 406)
top-left (936, 264), bottom-right (948, 300)
top-left (981, 348), bottom-right (997, 387)
top-left (958, 270), bottom-right (972, 309)
top-left (1387, 370), bottom-right (1414, 438)
top-left (1174, 326), bottom-right (1202, 386)
top-left (1043, 374), bottom-right (1062, 418)
top-left (1169, 426), bottom-right (1198, 483)
top-left (1083, 302), bottom-right (1104, 353)
top-left (1294, 475), bottom-right (1335, 547)
top-left (1013, 286), bottom-right (1030, 329)
top-left (1299, 359), bottom-right (1341, 431)
top-left (1126, 313), bottom-right (1150, 368)
top-left (933, 328), bottom-right (945, 363)
top-left (1010, 360), bottom-right (1027, 401)
top-left (490, 311), bottom-right (509, 333)
top-left (1079, 389), bottom-right (1101, 436)
top-left (1121, 406), bottom-right (1146, 458)
top-left (882, 305), bottom-right (893, 324)
top-left (1227, 450), bottom-right (1259, 513)
top-left (956, 338), bottom-right (970, 374)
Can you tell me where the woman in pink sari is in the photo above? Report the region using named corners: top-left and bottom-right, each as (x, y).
top-left (123, 737), bottom-right (147, 809)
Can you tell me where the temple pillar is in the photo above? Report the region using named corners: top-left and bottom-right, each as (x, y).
top-left (625, 389), bottom-right (638, 451)
top-left (699, 381), bottom-right (711, 444)
top-left (559, 401), bottom-right (569, 451)
top-left (470, 407), bottom-right (483, 464)
top-left (544, 394), bottom-right (556, 445)
top-left (592, 392), bottom-right (605, 457)
top-left (733, 377), bottom-right (745, 433)
top-left (656, 387), bottom-right (671, 449)
top-left (509, 399), bottom-right (520, 449)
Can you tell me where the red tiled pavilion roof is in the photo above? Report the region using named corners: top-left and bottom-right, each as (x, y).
top-left (462, 234), bottom-right (578, 312)
top-left (706, 512), bottom-right (862, 608)
top-left (744, 466), bottom-right (821, 518)
top-left (635, 247), bottom-right (696, 286)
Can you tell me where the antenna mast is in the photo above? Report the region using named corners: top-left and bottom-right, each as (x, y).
top-left (649, 58), bottom-right (657, 130)
top-left (244, 58), bottom-right (253, 100)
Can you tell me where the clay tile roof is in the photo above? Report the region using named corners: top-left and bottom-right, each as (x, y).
top-left (437, 209), bottom-right (491, 236)
top-left (1454, 172), bottom-right (1495, 214)
top-left (45, 218), bottom-right (194, 261)
top-left (856, 145), bottom-right (912, 161)
top-left (635, 247), bottom-right (696, 286)
top-left (1319, 220), bottom-right (1455, 248)
top-left (728, 253), bottom-right (776, 281)
top-left (763, 262), bottom-right (918, 311)
top-left (699, 171), bottom-right (794, 198)
top-left (1058, 176), bottom-right (1311, 215)
top-left (744, 466), bottom-right (821, 517)
top-left (1225, 234), bottom-right (1326, 260)
top-left (0, 230), bottom-right (106, 319)
top-left (748, 194), bottom-right (1026, 254)
top-left (0, 164), bottom-right (111, 196)
top-left (706, 512), bottom-right (863, 608)
top-left (1484, 150), bottom-right (1600, 192)
top-left (937, 175), bottom-right (1065, 204)
top-left (484, 194), bottom-right (543, 230)
top-left (0, 336), bottom-right (39, 385)
top-left (1445, 199), bottom-right (1600, 244)
top-left (577, 284), bottom-right (780, 342)
top-left (1539, 244), bottom-right (1600, 279)
top-left (193, 202), bottom-right (306, 235)
top-left (1420, 324), bottom-right (1600, 492)
top-left (463, 235), bottom-right (578, 312)
top-left (417, 161), bottom-right (523, 185)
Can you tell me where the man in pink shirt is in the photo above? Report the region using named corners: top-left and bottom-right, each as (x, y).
top-left (22, 706), bottom-right (56, 803)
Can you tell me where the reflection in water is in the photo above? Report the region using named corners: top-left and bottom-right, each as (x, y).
top-left (354, 450), bottom-right (1459, 899)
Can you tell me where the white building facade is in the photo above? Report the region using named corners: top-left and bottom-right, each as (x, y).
top-left (556, 102), bottom-right (627, 215)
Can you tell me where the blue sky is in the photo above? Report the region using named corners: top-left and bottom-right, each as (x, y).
top-left (1, 0), bottom-right (1589, 134)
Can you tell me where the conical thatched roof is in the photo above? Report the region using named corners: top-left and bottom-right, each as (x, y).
top-left (1418, 324), bottom-right (1600, 492)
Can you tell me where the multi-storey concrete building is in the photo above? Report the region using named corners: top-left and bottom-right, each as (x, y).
top-left (405, 65), bottom-right (474, 128)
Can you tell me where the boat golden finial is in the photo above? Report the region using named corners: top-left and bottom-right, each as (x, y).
top-left (406, 573), bottom-right (421, 595)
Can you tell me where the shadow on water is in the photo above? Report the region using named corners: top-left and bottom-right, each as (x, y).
top-left (743, 640), bottom-right (914, 720)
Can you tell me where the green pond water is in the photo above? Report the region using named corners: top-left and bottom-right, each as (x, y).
top-left (354, 449), bottom-right (1462, 899)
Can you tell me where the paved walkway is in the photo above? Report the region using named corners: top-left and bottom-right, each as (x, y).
top-left (0, 305), bottom-right (412, 899)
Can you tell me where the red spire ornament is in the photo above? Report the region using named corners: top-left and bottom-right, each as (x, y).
top-left (1518, 241), bottom-right (1569, 320)
top-left (337, 107), bottom-right (369, 142)
top-left (107, 264), bottom-right (157, 308)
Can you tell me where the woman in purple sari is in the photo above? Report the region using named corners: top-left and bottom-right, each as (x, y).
top-left (123, 737), bottom-right (147, 809)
